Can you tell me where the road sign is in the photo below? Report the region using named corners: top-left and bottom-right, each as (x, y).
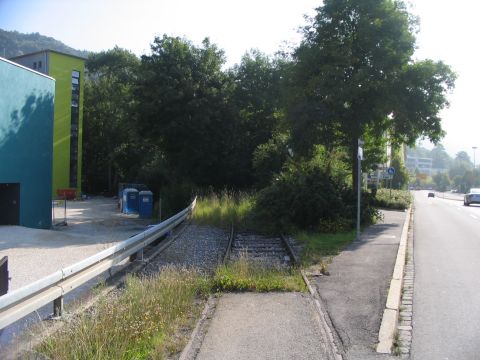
top-left (387, 167), bottom-right (395, 175)
top-left (358, 147), bottom-right (363, 160)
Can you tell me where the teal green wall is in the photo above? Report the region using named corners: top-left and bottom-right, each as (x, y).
top-left (0, 59), bottom-right (55, 229)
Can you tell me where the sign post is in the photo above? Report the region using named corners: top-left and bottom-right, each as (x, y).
top-left (387, 167), bottom-right (396, 196)
top-left (357, 139), bottom-right (364, 241)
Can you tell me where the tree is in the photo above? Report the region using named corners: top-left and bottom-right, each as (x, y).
top-left (406, 145), bottom-right (432, 159)
top-left (229, 50), bottom-right (288, 187)
top-left (0, 29), bottom-right (89, 58)
top-left (83, 47), bottom-right (141, 194)
top-left (455, 151), bottom-right (471, 164)
top-left (137, 36), bottom-right (234, 188)
top-left (430, 144), bottom-right (451, 169)
top-left (449, 151), bottom-right (472, 180)
top-left (289, 0), bottom-right (455, 193)
top-left (391, 148), bottom-right (409, 189)
top-left (432, 172), bottom-right (450, 192)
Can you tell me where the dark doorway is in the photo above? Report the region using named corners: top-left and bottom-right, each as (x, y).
top-left (0, 183), bottom-right (20, 225)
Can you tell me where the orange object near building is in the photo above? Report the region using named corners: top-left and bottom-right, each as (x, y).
top-left (57, 188), bottom-right (77, 200)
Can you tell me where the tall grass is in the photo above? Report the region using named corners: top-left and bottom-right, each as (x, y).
top-left (37, 268), bottom-right (210, 360)
top-left (193, 192), bottom-right (255, 229)
top-left (213, 255), bottom-right (306, 292)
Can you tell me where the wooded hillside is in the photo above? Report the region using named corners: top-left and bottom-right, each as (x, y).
top-left (0, 29), bottom-right (89, 58)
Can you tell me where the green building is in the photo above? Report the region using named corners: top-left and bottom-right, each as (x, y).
top-left (11, 50), bottom-right (85, 197)
top-left (0, 57), bottom-right (55, 228)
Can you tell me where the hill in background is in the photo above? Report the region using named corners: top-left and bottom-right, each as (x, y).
top-left (0, 29), bottom-right (89, 59)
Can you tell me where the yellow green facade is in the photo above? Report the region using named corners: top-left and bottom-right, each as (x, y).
top-left (10, 50), bottom-right (85, 197)
top-left (48, 52), bottom-right (84, 196)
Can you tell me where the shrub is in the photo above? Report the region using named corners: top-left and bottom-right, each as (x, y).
top-left (373, 188), bottom-right (412, 210)
top-left (254, 161), bottom-right (380, 232)
top-left (252, 133), bottom-right (290, 188)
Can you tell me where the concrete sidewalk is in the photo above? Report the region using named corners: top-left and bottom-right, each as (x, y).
top-left (311, 209), bottom-right (407, 360)
top-left (194, 293), bottom-right (332, 360)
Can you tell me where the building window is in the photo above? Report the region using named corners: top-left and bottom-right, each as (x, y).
top-left (38, 61), bottom-right (42, 69)
top-left (69, 70), bottom-right (81, 188)
top-left (33, 62), bottom-right (37, 69)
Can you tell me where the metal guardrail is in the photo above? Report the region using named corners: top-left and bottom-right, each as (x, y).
top-left (0, 198), bottom-right (196, 330)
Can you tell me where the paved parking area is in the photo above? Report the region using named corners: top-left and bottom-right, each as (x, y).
top-left (0, 197), bottom-right (152, 291)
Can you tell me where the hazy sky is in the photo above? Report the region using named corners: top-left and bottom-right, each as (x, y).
top-left (0, 0), bottom-right (477, 158)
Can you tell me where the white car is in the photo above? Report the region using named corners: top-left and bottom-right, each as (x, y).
top-left (464, 188), bottom-right (480, 206)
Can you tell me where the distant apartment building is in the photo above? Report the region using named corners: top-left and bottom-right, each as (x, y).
top-left (405, 156), bottom-right (433, 176)
top-left (10, 50), bottom-right (85, 197)
top-left (0, 57), bottom-right (55, 228)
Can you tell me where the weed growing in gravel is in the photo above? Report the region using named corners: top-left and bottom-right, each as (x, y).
top-left (37, 267), bottom-right (211, 360)
top-left (295, 231), bottom-right (356, 265)
top-left (392, 331), bottom-right (402, 355)
top-left (193, 192), bottom-right (255, 229)
top-left (213, 256), bottom-right (306, 292)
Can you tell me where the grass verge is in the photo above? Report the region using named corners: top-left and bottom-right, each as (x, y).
top-left (213, 256), bottom-right (306, 292)
top-left (295, 231), bottom-right (356, 266)
top-left (37, 267), bottom-right (210, 360)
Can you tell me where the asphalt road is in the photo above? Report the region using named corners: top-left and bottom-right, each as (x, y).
top-left (411, 191), bottom-right (480, 360)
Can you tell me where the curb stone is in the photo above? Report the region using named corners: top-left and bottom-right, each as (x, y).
top-left (376, 206), bottom-right (412, 354)
top-left (179, 295), bottom-right (219, 360)
top-left (301, 270), bottom-right (344, 360)
top-left (396, 209), bottom-right (415, 357)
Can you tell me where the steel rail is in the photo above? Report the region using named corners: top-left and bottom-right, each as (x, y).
top-left (0, 198), bottom-right (196, 330)
top-left (226, 228), bottom-right (297, 266)
top-left (279, 234), bottom-right (299, 265)
top-left (223, 223), bottom-right (235, 263)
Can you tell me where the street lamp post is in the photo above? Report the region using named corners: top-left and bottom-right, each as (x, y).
top-left (473, 146), bottom-right (477, 169)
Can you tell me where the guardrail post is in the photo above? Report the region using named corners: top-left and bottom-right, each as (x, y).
top-left (129, 248), bottom-right (144, 262)
top-left (53, 296), bottom-right (64, 317)
top-left (0, 256), bottom-right (8, 296)
top-left (158, 196), bottom-right (162, 221)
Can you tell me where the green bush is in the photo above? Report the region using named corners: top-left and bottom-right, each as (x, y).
top-left (252, 133), bottom-right (290, 188)
top-left (254, 161), bottom-right (380, 232)
top-left (373, 188), bottom-right (412, 210)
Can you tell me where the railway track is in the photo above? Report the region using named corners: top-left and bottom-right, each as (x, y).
top-left (224, 226), bottom-right (298, 266)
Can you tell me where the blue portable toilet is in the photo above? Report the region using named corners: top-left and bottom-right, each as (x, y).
top-left (122, 188), bottom-right (139, 214)
top-left (138, 190), bottom-right (153, 218)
